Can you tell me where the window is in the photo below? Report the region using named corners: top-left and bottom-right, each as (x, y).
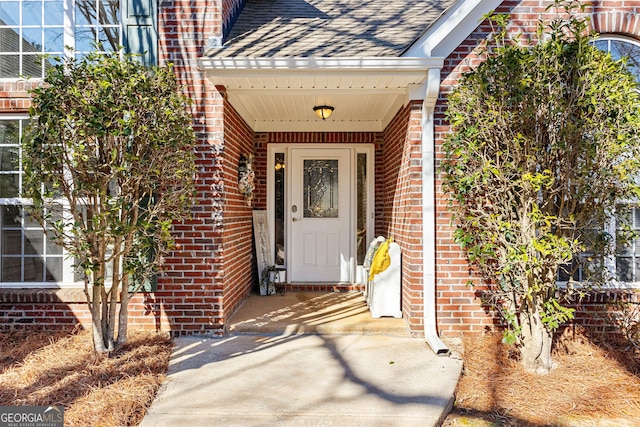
top-left (615, 207), bottom-right (640, 283)
top-left (273, 152), bottom-right (285, 265)
top-left (0, 0), bottom-right (120, 78)
top-left (0, 117), bottom-right (77, 286)
top-left (558, 37), bottom-right (640, 287)
top-left (0, 0), bottom-right (157, 78)
top-left (594, 36), bottom-right (640, 84)
top-left (598, 36), bottom-right (640, 287)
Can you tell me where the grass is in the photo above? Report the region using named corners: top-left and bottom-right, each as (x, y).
top-left (0, 328), bottom-right (171, 427)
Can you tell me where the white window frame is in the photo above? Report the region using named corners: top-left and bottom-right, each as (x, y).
top-left (591, 35), bottom-right (640, 289)
top-left (0, 115), bottom-right (79, 288)
top-left (0, 0), bottom-right (123, 79)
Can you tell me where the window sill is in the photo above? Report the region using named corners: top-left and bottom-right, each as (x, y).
top-left (0, 287), bottom-right (86, 303)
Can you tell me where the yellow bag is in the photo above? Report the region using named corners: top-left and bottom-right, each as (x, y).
top-left (368, 238), bottom-right (393, 281)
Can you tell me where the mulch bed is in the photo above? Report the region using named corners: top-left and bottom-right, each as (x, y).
top-left (0, 328), bottom-right (172, 427)
top-left (443, 328), bottom-right (640, 426)
top-left (2, 326), bottom-right (639, 426)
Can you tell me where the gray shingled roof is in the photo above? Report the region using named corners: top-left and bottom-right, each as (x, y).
top-left (206, 0), bottom-right (457, 58)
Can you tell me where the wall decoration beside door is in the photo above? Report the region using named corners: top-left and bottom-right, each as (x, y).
top-left (238, 154), bottom-right (255, 206)
top-left (252, 210), bottom-right (273, 295)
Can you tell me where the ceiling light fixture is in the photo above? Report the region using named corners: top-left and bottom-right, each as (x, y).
top-left (313, 105), bottom-right (334, 120)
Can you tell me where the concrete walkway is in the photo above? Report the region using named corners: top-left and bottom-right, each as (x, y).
top-left (140, 292), bottom-right (463, 427)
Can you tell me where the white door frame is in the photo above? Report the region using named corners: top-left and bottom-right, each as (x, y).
top-left (266, 143), bottom-right (375, 284)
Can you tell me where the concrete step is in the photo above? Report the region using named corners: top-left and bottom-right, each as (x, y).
top-left (226, 291), bottom-right (410, 336)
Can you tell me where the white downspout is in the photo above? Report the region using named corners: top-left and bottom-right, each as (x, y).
top-left (422, 67), bottom-right (449, 355)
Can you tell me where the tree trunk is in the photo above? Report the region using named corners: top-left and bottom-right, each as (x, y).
top-left (519, 308), bottom-right (555, 374)
top-left (91, 282), bottom-right (109, 353)
top-left (117, 289), bottom-right (130, 351)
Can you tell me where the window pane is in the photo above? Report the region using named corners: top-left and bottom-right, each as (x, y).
top-left (0, 0), bottom-right (126, 77)
top-left (0, 120), bottom-right (19, 145)
top-left (75, 28), bottom-right (97, 52)
top-left (0, 27), bottom-right (21, 53)
top-left (0, 54), bottom-right (20, 77)
top-left (76, 0), bottom-right (96, 26)
top-left (2, 230), bottom-right (21, 255)
top-left (594, 40), bottom-right (608, 51)
top-left (2, 206), bottom-right (20, 226)
top-left (610, 40), bottom-right (640, 76)
top-left (616, 239), bottom-right (633, 256)
top-left (22, 27), bottom-right (42, 51)
top-left (274, 153), bottom-right (285, 265)
top-left (597, 37), bottom-right (640, 85)
top-left (633, 209), bottom-right (640, 229)
top-left (22, 53), bottom-right (43, 77)
top-left (45, 257), bottom-right (62, 281)
top-left (558, 263), bottom-right (571, 282)
top-left (97, 26), bottom-right (118, 51)
top-left (22, 1), bottom-right (42, 26)
top-left (24, 210), bottom-right (39, 228)
top-left (44, 0), bottom-right (64, 25)
top-left (617, 257), bottom-right (634, 282)
top-left (99, 0), bottom-right (119, 25)
top-left (303, 159), bottom-right (339, 218)
top-left (558, 259), bottom-right (580, 282)
top-left (0, 146), bottom-right (20, 171)
top-left (23, 256), bottom-right (43, 281)
top-left (0, 174), bottom-right (20, 198)
top-left (2, 257), bottom-right (22, 281)
top-left (0, 2), bottom-right (20, 26)
top-left (615, 207), bottom-right (640, 282)
top-left (0, 120), bottom-right (69, 284)
top-left (24, 230), bottom-right (43, 255)
top-left (46, 235), bottom-right (62, 255)
top-left (44, 28), bottom-right (64, 52)
top-left (356, 153), bottom-right (367, 264)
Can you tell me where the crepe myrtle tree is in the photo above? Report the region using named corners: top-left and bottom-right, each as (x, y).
top-left (22, 50), bottom-right (197, 353)
top-left (442, 2), bottom-right (640, 374)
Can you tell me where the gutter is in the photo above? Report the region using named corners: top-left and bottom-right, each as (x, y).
top-left (422, 67), bottom-right (450, 356)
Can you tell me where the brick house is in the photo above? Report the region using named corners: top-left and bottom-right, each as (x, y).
top-left (1, 0), bottom-right (639, 353)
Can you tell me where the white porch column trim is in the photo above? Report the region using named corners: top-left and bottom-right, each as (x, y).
top-left (422, 67), bottom-right (449, 355)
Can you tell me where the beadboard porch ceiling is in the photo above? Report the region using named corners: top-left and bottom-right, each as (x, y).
top-left (198, 57), bottom-right (444, 132)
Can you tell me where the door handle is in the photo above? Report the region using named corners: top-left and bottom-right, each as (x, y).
top-left (292, 217), bottom-right (299, 222)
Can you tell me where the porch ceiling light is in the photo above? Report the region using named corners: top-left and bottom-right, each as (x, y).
top-left (313, 105), bottom-right (334, 120)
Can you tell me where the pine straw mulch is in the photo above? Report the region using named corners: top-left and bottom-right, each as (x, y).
top-left (442, 328), bottom-right (640, 427)
top-left (0, 328), bottom-right (172, 427)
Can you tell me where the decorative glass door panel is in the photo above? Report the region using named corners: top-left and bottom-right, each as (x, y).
top-left (303, 159), bottom-right (339, 218)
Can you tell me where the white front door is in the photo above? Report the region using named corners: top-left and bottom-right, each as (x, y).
top-left (289, 148), bottom-right (352, 282)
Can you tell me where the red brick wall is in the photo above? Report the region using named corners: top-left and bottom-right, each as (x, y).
top-left (380, 103), bottom-right (426, 334)
top-left (434, 0), bottom-right (640, 337)
top-left (222, 0), bottom-right (246, 37)
top-left (155, 0), bottom-right (226, 335)
top-left (219, 91), bottom-right (255, 323)
top-left (0, 81), bottom-right (35, 112)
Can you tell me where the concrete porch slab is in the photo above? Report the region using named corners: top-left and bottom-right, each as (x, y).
top-left (140, 292), bottom-right (463, 427)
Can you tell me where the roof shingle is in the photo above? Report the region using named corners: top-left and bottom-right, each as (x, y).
top-left (205, 0), bottom-right (456, 58)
